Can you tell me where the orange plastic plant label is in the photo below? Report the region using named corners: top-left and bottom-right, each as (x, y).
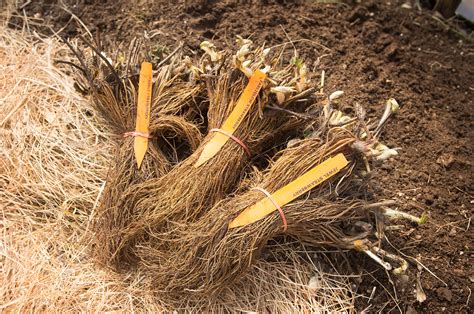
top-left (229, 153), bottom-right (349, 228)
top-left (194, 70), bottom-right (266, 168)
top-left (134, 62), bottom-right (153, 169)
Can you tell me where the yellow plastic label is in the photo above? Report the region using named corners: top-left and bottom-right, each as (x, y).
top-left (194, 70), bottom-right (266, 167)
top-left (134, 62), bottom-right (153, 169)
top-left (229, 153), bottom-right (349, 228)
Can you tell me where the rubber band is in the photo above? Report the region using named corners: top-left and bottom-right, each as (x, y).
top-left (123, 131), bottom-right (153, 139)
top-left (210, 128), bottom-right (251, 157)
top-left (252, 187), bottom-right (288, 232)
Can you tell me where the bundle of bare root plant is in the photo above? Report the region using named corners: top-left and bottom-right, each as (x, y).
top-left (0, 27), bottom-right (356, 312)
top-left (136, 98), bottom-right (408, 300)
top-left (63, 39), bottom-right (209, 266)
top-left (103, 38), bottom-right (318, 267)
top-left (86, 69), bottom-right (204, 266)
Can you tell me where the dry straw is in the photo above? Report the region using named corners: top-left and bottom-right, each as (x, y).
top-left (70, 47), bottom-right (205, 267)
top-left (0, 26), bottom-right (356, 312)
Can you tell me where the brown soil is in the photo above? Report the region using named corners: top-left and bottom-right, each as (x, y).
top-left (9, 0), bottom-right (473, 312)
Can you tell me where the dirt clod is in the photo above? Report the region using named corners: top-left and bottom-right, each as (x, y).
top-left (436, 287), bottom-right (453, 302)
top-left (437, 153), bottom-right (455, 168)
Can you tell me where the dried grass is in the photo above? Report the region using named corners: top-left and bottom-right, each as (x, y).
top-left (0, 27), bottom-right (356, 312)
top-left (0, 1), bottom-right (13, 25)
top-left (0, 27), bottom-right (125, 311)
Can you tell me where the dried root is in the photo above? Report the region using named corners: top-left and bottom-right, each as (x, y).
top-left (104, 39), bottom-right (320, 268)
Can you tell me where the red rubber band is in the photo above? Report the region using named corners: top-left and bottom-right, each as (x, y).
top-left (252, 187), bottom-right (288, 232)
top-left (123, 131), bottom-right (153, 139)
top-left (210, 128), bottom-right (251, 157)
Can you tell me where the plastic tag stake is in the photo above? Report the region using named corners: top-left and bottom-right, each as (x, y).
top-left (229, 153), bottom-right (349, 228)
top-left (194, 70), bottom-right (266, 167)
top-left (134, 62), bottom-right (153, 169)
